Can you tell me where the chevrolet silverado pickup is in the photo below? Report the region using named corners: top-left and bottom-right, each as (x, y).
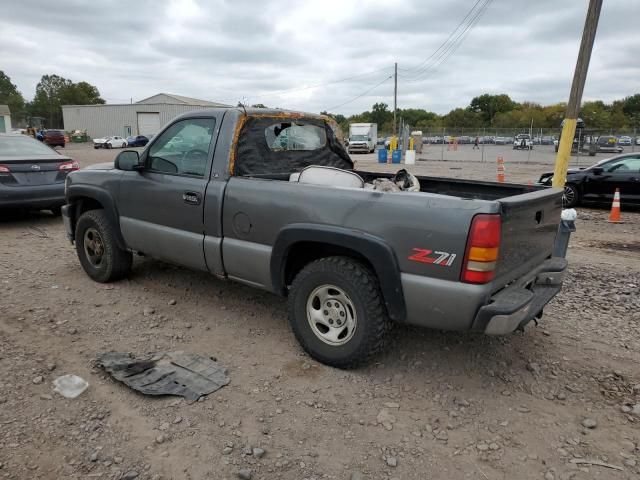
top-left (62, 108), bottom-right (567, 367)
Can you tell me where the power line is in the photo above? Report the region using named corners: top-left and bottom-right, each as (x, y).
top-left (399, 0), bottom-right (492, 83)
top-left (399, 0), bottom-right (485, 75)
top-left (243, 65), bottom-right (395, 102)
top-left (324, 75), bottom-right (393, 112)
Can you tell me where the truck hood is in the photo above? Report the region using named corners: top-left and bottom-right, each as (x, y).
top-left (85, 161), bottom-right (115, 170)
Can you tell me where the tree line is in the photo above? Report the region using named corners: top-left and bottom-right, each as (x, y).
top-left (2, 69), bottom-right (639, 134)
top-left (0, 71), bottom-right (104, 129)
top-left (322, 93), bottom-right (640, 135)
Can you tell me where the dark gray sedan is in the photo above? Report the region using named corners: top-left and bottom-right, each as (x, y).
top-left (0, 134), bottom-right (78, 214)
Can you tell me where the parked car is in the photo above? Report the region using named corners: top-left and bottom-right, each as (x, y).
top-left (494, 137), bottom-right (507, 145)
top-left (93, 136), bottom-right (128, 149)
top-left (42, 129), bottom-right (65, 148)
top-left (0, 133), bottom-right (78, 214)
top-left (513, 134), bottom-right (533, 150)
top-left (125, 135), bottom-right (150, 147)
top-left (62, 107), bottom-right (567, 368)
top-left (537, 152), bottom-right (640, 207)
top-left (618, 136), bottom-right (632, 146)
top-left (595, 135), bottom-right (623, 154)
top-left (541, 136), bottom-right (555, 145)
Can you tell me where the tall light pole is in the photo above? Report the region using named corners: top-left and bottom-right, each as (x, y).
top-left (552, 0), bottom-right (603, 188)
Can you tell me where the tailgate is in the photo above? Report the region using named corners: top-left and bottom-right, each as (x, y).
top-left (493, 188), bottom-right (563, 289)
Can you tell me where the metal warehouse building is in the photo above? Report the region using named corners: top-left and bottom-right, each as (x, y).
top-left (62, 93), bottom-right (230, 139)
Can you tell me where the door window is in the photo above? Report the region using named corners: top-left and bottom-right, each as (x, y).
top-left (147, 118), bottom-right (216, 177)
top-left (604, 156), bottom-right (640, 172)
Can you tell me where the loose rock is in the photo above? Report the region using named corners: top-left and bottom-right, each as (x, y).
top-left (237, 469), bottom-right (252, 480)
top-left (581, 418), bottom-right (597, 429)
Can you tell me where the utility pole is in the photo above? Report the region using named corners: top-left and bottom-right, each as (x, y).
top-left (393, 62), bottom-right (398, 136)
top-left (552, 0), bottom-right (602, 188)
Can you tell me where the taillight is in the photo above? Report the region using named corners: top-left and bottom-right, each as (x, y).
top-left (0, 165), bottom-right (10, 173)
top-left (461, 214), bottom-right (501, 284)
top-left (59, 160), bottom-right (79, 171)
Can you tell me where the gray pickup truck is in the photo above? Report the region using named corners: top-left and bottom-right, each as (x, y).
top-left (62, 108), bottom-right (567, 367)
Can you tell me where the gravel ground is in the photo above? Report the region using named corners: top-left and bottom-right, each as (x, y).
top-left (1, 144), bottom-right (639, 480)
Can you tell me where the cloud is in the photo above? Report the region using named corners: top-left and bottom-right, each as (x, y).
top-left (0, 0), bottom-right (637, 114)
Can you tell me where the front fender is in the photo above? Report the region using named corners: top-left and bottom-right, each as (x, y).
top-left (66, 184), bottom-right (127, 250)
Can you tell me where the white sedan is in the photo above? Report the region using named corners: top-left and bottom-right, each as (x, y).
top-left (93, 136), bottom-right (128, 149)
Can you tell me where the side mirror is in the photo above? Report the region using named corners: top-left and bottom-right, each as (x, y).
top-left (592, 166), bottom-right (603, 175)
top-left (115, 150), bottom-right (141, 171)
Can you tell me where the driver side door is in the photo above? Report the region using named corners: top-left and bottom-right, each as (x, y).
top-left (590, 155), bottom-right (640, 203)
top-left (118, 116), bottom-right (218, 271)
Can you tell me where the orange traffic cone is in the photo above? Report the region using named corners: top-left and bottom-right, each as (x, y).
top-left (608, 188), bottom-right (622, 223)
top-left (497, 156), bottom-right (505, 183)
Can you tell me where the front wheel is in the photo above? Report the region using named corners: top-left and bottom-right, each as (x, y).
top-left (288, 256), bottom-right (390, 368)
top-left (563, 183), bottom-right (580, 208)
top-left (75, 210), bottom-right (132, 282)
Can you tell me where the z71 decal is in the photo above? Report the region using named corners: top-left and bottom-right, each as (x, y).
top-left (408, 248), bottom-right (457, 266)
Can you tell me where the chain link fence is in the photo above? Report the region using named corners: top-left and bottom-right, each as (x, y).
top-left (381, 127), bottom-right (639, 166)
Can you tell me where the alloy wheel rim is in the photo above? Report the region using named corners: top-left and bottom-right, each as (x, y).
top-left (563, 186), bottom-right (575, 205)
top-left (306, 284), bottom-right (357, 346)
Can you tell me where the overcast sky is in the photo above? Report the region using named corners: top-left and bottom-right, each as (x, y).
top-left (1, 0), bottom-right (638, 115)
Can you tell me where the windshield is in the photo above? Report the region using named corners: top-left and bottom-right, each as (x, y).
top-left (350, 135), bottom-right (368, 141)
top-left (0, 135), bottom-right (58, 156)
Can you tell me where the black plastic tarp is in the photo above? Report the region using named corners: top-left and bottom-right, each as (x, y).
top-left (234, 116), bottom-right (353, 176)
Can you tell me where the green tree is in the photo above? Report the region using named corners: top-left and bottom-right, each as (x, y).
top-left (370, 102), bottom-right (392, 128)
top-left (622, 94), bottom-right (640, 118)
top-left (29, 74), bottom-right (104, 128)
top-left (468, 94), bottom-right (517, 124)
top-left (0, 71), bottom-right (26, 122)
top-left (443, 108), bottom-right (482, 129)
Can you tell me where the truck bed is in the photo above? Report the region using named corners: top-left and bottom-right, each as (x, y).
top-left (356, 170), bottom-right (538, 200)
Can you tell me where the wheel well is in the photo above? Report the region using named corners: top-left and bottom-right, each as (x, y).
top-left (75, 197), bottom-right (104, 217)
top-left (284, 242), bottom-right (375, 288)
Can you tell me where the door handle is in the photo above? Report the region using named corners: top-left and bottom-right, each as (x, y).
top-left (182, 191), bottom-right (201, 205)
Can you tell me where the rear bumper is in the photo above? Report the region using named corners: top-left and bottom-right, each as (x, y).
top-left (0, 183), bottom-right (65, 209)
top-left (401, 257), bottom-right (567, 334)
top-left (472, 257), bottom-right (567, 334)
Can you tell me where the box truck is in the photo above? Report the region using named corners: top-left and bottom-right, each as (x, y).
top-left (348, 123), bottom-right (377, 153)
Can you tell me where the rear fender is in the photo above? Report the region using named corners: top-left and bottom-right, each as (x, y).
top-left (271, 224), bottom-right (406, 321)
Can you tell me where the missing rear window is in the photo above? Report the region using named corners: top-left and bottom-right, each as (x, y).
top-left (265, 122), bottom-right (326, 152)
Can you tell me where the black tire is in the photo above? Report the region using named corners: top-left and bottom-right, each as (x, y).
top-left (288, 256), bottom-right (390, 368)
top-left (106, 143), bottom-right (112, 149)
top-left (75, 209), bottom-right (132, 282)
top-left (563, 183), bottom-right (580, 208)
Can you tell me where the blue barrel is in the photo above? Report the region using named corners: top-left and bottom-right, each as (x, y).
top-left (391, 150), bottom-right (402, 164)
top-left (377, 148), bottom-right (388, 163)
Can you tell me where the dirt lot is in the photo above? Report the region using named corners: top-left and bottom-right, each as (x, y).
top-left (1, 144), bottom-right (639, 480)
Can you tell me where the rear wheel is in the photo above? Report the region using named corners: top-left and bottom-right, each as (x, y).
top-left (106, 143), bottom-right (112, 149)
top-left (563, 183), bottom-right (580, 208)
top-left (75, 210), bottom-right (132, 282)
top-left (288, 256), bottom-right (390, 368)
